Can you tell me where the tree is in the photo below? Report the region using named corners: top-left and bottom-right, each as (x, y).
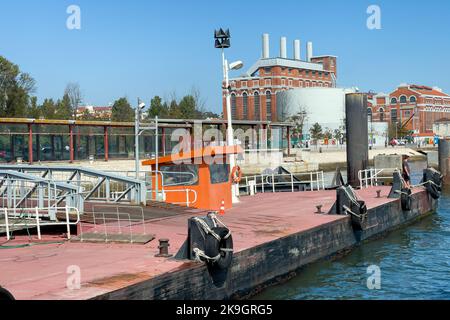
top-left (56, 93), bottom-right (72, 120)
top-left (178, 95), bottom-right (196, 119)
top-left (287, 111), bottom-right (307, 136)
top-left (27, 96), bottom-right (41, 119)
top-left (168, 99), bottom-right (180, 118)
top-left (64, 83), bottom-right (83, 119)
top-left (111, 97), bottom-right (134, 122)
top-left (0, 56), bottom-right (36, 118)
top-left (333, 126), bottom-right (344, 145)
top-left (191, 86), bottom-right (207, 118)
top-left (323, 127), bottom-right (333, 140)
top-left (41, 99), bottom-right (57, 119)
top-left (309, 122), bottom-right (323, 145)
top-left (147, 96), bottom-right (169, 118)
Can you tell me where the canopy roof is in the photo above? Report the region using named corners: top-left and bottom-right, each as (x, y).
top-left (142, 145), bottom-right (243, 166)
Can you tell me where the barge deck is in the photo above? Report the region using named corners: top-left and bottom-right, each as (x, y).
top-left (0, 186), bottom-right (435, 300)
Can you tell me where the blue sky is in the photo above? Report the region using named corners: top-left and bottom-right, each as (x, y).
top-left (1, 0), bottom-right (449, 114)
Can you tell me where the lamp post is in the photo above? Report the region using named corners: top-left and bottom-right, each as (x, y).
top-left (135, 98), bottom-right (146, 180)
top-left (215, 28), bottom-right (243, 204)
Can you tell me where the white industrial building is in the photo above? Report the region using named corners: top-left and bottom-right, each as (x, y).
top-left (276, 87), bottom-right (388, 147)
top-left (276, 87), bottom-right (354, 132)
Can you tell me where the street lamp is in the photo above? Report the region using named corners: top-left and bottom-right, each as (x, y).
top-left (135, 98), bottom-right (146, 180)
top-left (215, 28), bottom-right (244, 204)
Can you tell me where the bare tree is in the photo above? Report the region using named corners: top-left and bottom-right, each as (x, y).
top-left (190, 85), bottom-right (206, 114)
top-left (64, 82), bottom-right (83, 119)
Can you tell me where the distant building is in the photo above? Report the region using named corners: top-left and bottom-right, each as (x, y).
top-left (433, 118), bottom-right (450, 138)
top-left (76, 105), bottom-right (112, 119)
top-left (276, 87), bottom-right (353, 133)
top-left (369, 84), bottom-right (450, 136)
top-left (224, 34), bottom-right (338, 122)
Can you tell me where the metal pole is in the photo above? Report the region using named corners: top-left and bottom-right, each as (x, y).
top-left (35, 207), bottom-right (41, 240)
top-left (65, 207), bottom-right (71, 240)
top-left (222, 49), bottom-right (239, 204)
top-left (155, 116), bottom-right (159, 200)
top-left (4, 208), bottom-right (10, 241)
top-left (135, 98), bottom-right (140, 180)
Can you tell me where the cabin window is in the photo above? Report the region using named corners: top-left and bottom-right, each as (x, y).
top-left (209, 163), bottom-right (230, 184)
top-left (159, 164), bottom-right (199, 186)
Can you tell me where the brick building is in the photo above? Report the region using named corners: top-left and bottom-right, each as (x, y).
top-left (76, 105), bottom-right (113, 119)
top-left (369, 84), bottom-right (450, 136)
top-left (224, 34), bottom-right (337, 122)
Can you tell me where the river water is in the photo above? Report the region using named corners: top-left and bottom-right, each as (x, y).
top-left (254, 161), bottom-right (450, 300)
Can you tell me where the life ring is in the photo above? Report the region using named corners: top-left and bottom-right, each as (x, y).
top-left (204, 227), bottom-right (233, 270)
top-left (231, 166), bottom-right (242, 184)
top-left (0, 287), bottom-right (15, 301)
top-left (401, 188), bottom-right (412, 211)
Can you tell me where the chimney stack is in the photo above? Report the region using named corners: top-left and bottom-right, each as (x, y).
top-left (294, 39), bottom-right (301, 60)
top-left (280, 37), bottom-right (287, 58)
top-left (262, 34), bottom-right (270, 59)
top-left (307, 42), bottom-right (313, 62)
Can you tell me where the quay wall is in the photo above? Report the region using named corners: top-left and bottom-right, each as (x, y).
top-left (95, 190), bottom-right (436, 300)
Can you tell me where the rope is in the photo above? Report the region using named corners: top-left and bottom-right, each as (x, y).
top-left (342, 186), bottom-right (361, 207)
top-left (412, 180), bottom-right (440, 188)
top-left (192, 248), bottom-right (220, 263)
top-left (192, 217), bottom-right (221, 241)
top-left (208, 213), bottom-right (231, 240)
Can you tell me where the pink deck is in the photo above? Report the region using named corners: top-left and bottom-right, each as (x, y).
top-left (0, 186), bottom-right (400, 300)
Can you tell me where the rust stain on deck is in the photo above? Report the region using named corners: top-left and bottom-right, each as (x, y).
top-left (86, 272), bottom-right (152, 289)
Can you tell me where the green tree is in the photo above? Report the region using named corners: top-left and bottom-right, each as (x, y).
top-left (27, 96), bottom-right (41, 119)
top-left (147, 96), bottom-right (169, 118)
top-left (111, 97), bottom-right (134, 122)
top-left (55, 93), bottom-right (72, 120)
top-left (168, 99), bottom-right (180, 118)
top-left (0, 56), bottom-right (36, 118)
top-left (41, 99), bottom-right (57, 119)
top-left (323, 127), bottom-right (333, 140)
top-left (309, 122), bottom-right (323, 145)
top-left (177, 95), bottom-right (196, 119)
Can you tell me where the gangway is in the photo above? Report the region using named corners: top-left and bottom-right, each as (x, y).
top-left (0, 170), bottom-right (83, 215)
top-left (0, 165), bottom-right (147, 207)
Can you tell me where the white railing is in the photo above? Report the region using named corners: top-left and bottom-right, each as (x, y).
top-left (150, 189), bottom-right (198, 207)
top-left (240, 171), bottom-right (325, 195)
top-left (358, 168), bottom-right (398, 189)
top-left (1, 206), bottom-right (80, 241)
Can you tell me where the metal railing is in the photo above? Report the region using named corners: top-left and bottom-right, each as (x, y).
top-left (79, 206), bottom-right (149, 243)
top-left (358, 168), bottom-right (398, 189)
top-left (0, 171), bottom-right (83, 214)
top-left (160, 189), bottom-right (198, 207)
top-left (0, 165), bottom-right (146, 207)
top-left (1, 206), bottom-right (80, 241)
top-left (239, 171), bottom-right (325, 195)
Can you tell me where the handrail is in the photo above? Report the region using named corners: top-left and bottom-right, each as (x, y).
top-left (241, 171), bottom-right (325, 195)
top-left (1, 206), bottom-right (80, 241)
top-left (160, 189), bottom-right (198, 207)
top-left (358, 168), bottom-right (399, 189)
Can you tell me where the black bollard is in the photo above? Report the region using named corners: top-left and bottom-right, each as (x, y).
top-left (155, 239), bottom-right (173, 258)
top-left (346, 93), bottom-right (369, 188)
